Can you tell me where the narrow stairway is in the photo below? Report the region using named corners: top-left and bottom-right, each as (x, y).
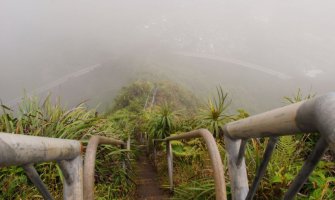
top-left (135, 146), bottom-right (169, 200)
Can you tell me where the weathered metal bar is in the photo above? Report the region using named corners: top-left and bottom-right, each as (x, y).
top-left (62, 155), bottom-right (83, 200)
top-left (246, 137), bottom-right (278, 200)
top-left (153, 139), bottom-right (165, 142)
top-left (127, 135), bottom-right (131, 151)
top-left (166, 140), bottom-right (174, 191)
top-left (223, 93), bottom-right (335, 152)
top-left (236, 139), bottom-right (248, 167)
top-left (153, 140), bottom-right (157, 167)
top-left (223, 93), bottom-right (335, 199)
top-left (121, 143), bottom-right (126, 170)
top-left (224, 135), bottom-right (249, 200)
top-left (58, 160), bottom-right (74, 185)
top-left (164, 129), bottom-right (227, 200)
top-left (146, 132), bottom-right (150, 154)
top-left (284, 137), bottom-right (329, 200)
top-left (223, 102), bottom-right (304, 139)
top-left (22, 164), bottom-right (54, 200)
top-left (0, 133), bottom-right (81, 167)
top-left (126, 136), bottom-right (131, 170)
top-left (153, 139), bottom-right (168, 167)
top-left (83, 135), bottom-right (126, 200)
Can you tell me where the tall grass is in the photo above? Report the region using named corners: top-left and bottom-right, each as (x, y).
top-left (0, 94), bottom-right (135, 199)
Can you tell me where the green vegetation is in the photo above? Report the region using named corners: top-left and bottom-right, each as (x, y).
top-left (243, 90), bottom-right (335, 199)
top-left (147, 102), bottom-right (177, 139)
top-left (0, 94), bottom-right (135, 199)
top-left (198, 87), bottom-right (231, 138)
top-left (0, 81), bottom-right (334, 199)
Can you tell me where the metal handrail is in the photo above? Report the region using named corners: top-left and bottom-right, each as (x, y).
top-left (0, 132), bottom-right (83, 200)
top-left (223, 92), bottom-right (335, 200)
top-left (3, 93), bottom-right (334, 199)
top-left (0, 133), bottom-right (130, 200)
top-left (153, 129), bottom-right (227, 200)
top-left (83, 135), bottom-right (126, 200)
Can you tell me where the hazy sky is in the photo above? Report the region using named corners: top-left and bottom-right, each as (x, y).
top-left (1, 0), bottom-right (334, 110)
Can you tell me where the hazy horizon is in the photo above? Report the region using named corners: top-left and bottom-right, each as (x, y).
top-left (1, 0), bottom-right (334, 113)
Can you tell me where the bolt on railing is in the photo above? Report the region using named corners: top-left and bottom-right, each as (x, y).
top-left (223, 92), bottom-right (335, 200)
top-left (0, 132), bottom-right (83, 200)
top-left (153, 129), bottom-right (227, 200)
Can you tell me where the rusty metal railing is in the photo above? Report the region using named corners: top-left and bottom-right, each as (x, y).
top-left (83, 135), bottom-right (127, 200)
top-left (223, 92), bottom-right (335, 200)
top-left (153, 129), bottom-right (227, 200)
top-left (0, 132), bottom-right (83, 200)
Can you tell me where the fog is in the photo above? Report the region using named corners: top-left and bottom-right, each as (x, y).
top-left (1, 0), bottom-right (335, 113)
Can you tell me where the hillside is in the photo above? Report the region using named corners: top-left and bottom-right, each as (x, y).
top-left (17, 51), bottom-right (314, 115)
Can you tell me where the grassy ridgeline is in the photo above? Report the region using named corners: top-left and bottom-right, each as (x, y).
top-left (1, 81), bottom-right (334, 200)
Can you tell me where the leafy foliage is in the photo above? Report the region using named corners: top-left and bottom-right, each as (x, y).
top-left (172, 179), bottom-right (216, 200)
top-left (244, 89), bottom-right (335, 199)
top-left (2, 83), bottom-right (334, 200)
top-left (147, 102), bottom-right (177, 139)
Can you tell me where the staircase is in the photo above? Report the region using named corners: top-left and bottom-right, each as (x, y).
top-left (135, 146), bottom-right (169, 200)
top-left (1, 93), bottom-right (335, 199)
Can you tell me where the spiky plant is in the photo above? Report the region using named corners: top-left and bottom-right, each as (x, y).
top-left (283, 88), bottom-right (315, 104)
top-left (198, 87), bottom-right (231, 138)
top-left (148, 102), bottom-right (177, 139)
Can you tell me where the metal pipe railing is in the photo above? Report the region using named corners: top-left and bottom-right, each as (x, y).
top-left (223, 92), bottom-right (335, 200)
top-left (62, 155), bottom-right (83, 200)
top-left (3, 93), bottom-right (334, 199)
top-left (236, 139), bottom-right (248, 167)
top-left (154, 129), bottom-right (227, 200)
top-left (0, 133), bottom-right (83, 200)
top-left (83, 135), bottom-right (126, 200)
top-left (0, 133), bottom-right (81, 167)
top-left (22, 164), bottom-right (54, 200)
top-left (284, 137), bottom-right (329, 200)
top-left (224, 93), bottom-right (335, 144)
top-left (223, 134), bottom-right (249, 200)
top-left (246, 137), bottom-right (278, 200)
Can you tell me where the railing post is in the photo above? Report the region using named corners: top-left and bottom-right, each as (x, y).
top-left (284, 137), bottom-right (329, 199)
top-left (121, 143), bottom-right (127, 170)
top-left (161, 129), bottom-right (227, 199)
top-left (153, 140), bottom-right (157, 167)
top-left (0, 133), bottom-right (83, 200)
top-left (126, 135), bottom-right (131, 169)
top-left (146, 133), bottom-right (150, 154)
top-left (224, 134), bottom-right (249, 200)
top-left (246, 137), bottom-right (278, 200)
top-left (61, 155), bottom-right (83, 200)
top-left (166, 140), bottom-right (174, 191)
top-left (22, 164), bottom-right (54, 200)
top-left (127, 135), bottom-right (131, 151)
top-left (83, 136), bottom-right (126, 200)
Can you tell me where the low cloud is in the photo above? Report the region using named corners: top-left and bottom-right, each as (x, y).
top-left (304, 69), bottom-right (324, 78)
